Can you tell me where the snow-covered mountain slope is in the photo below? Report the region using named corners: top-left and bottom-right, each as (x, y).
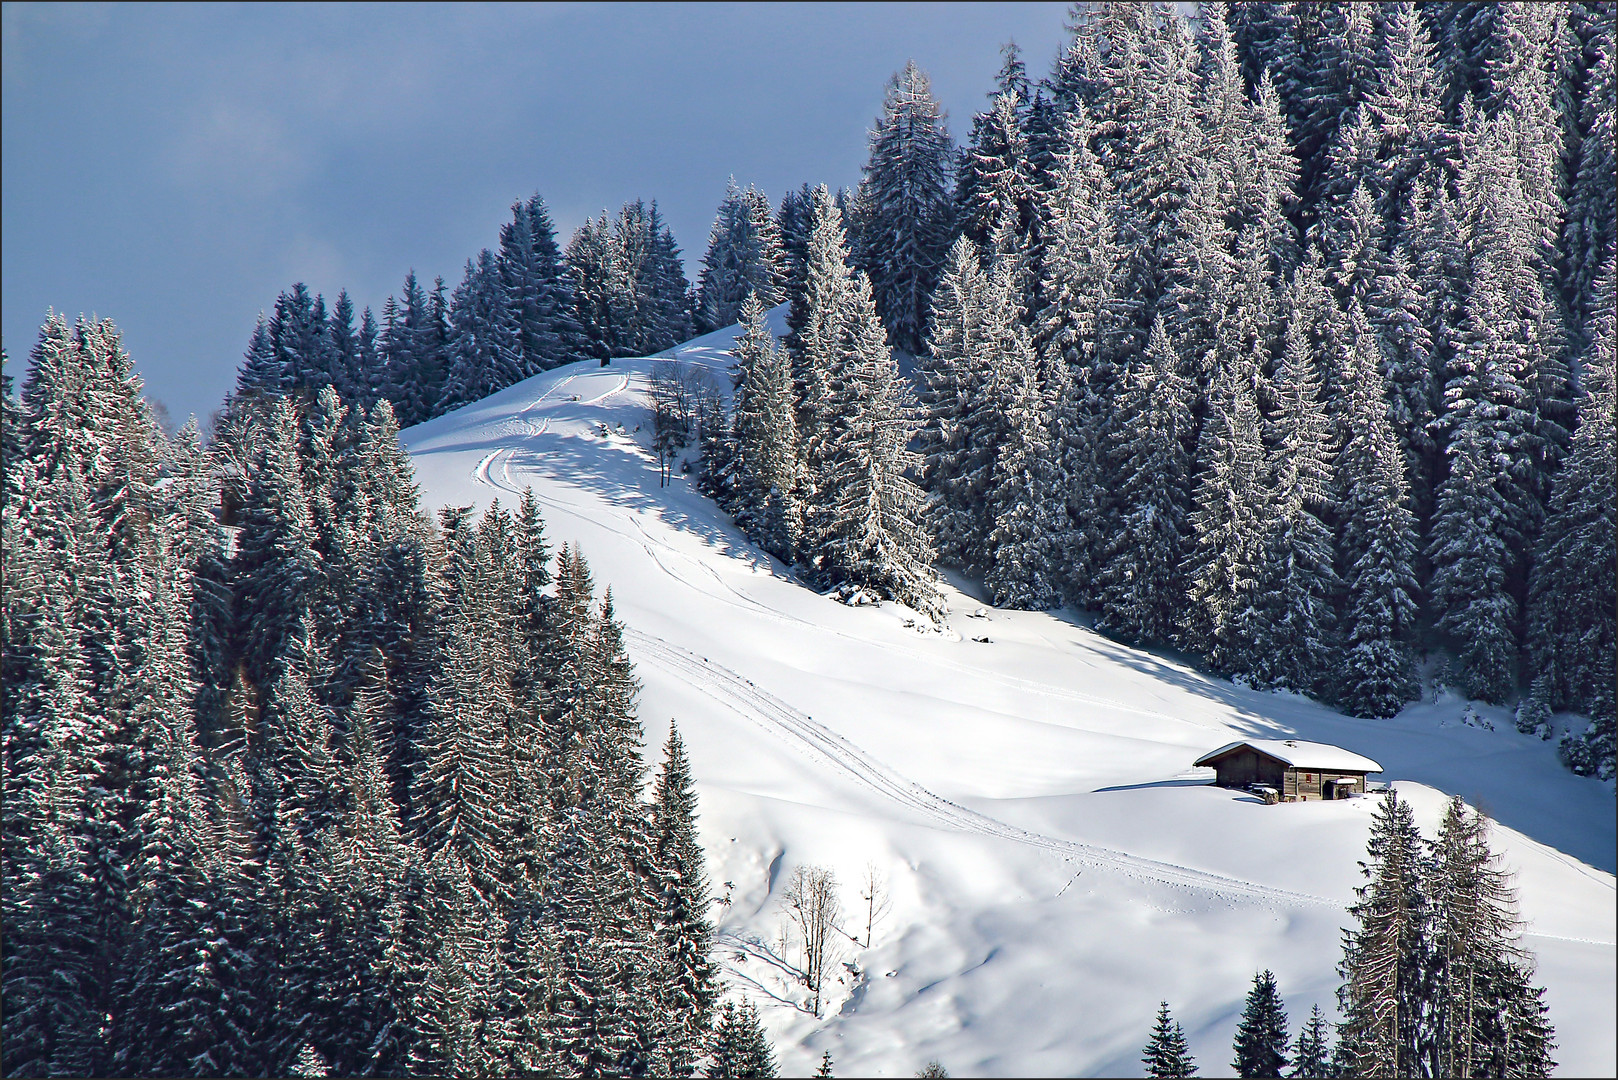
top-left (403, 312), bottom-right (1615, 1077)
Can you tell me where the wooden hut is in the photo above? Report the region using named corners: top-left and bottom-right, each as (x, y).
top-left (1193, 739), bottom-right (1382, 801)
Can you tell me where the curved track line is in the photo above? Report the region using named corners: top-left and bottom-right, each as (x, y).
top-left (497, 440), bottom-right (1197, 727)
top-left (469, 376), bottom-right (1204, 728)
top-left (623, 625), bottom-right (1339, 911)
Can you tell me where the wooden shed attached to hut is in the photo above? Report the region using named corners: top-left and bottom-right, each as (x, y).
top-left (1194, 739), bottom-right (1382, 801)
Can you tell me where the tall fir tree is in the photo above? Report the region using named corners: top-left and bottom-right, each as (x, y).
top-left (698, 180), bottom-right (784, 332)
top-left (1250, 311), bottom-right (1336, 695)
top-left (651, 724), bottom-right (718, 1078)
top-left (706, 1000), bottom-right (777, 1080)
top-left (1336, 790), bottom-right (1431, 1079)
top-left (501, 192), bottom-right (586, 374)
top-left (1232, 970), bottom-right (1290, 1078)
top-left (1287, 1004), bottom-right (1331, 1080)
top-left (858, 61), bottom-right (955, 354)
top-left (443, 249), bottom-right (525, 411)
top-left (1527, 252), bottom-right (1616, 749)
top-left (1334, 302), bottom-right (1421, 718)
top-left (814, 270), bottom-right (942, 620)
top-left (1097, 318), bottom-right (1191, 646)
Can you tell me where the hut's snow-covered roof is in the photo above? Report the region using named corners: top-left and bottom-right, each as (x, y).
top-left (1194, 739), bottom-right (1383, 774)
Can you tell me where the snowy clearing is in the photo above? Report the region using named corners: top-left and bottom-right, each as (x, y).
top-left (403, 311), bottom-right (1615, 1077)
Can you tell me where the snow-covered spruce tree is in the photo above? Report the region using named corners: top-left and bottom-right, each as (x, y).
top-left (409, 549), bottom-right (520, 904)
top-left (1336, 790), bottom-right (1431, 1079)
top-left (326, 289), bottom-right (364, 407)
top-left (792, 186), bottom-right (859, 550)
top-left (698, 180), bottom-right (784, 332)
top-left (1032, 101), bottom-right (1119, 379)
top-left (2, 529), bottom-right (115, 1077)
top-left (572, 198), bottom-right (697, 362)
top-left (636, 199), bottom-right (696, 354)
top-left (236, 283), bottom-right (334, 400)
top-left (1362, 2), bottom-right (1453, 238)
top-left (1181, 318), bottom-right (1269, 675)
top-left (568, 212), bottom-right (637, 363)
top-left (1142, 1001), bottom-right (1199, 1078)
top-left (1163, 2), bottom-right (1247, 389)
top-left (1278, 2), bottom-right (1380, 227)
top-left (982, 258), bottom-right (1064, 611)
top-left (730, 294), bottom-right (799, 558)
top-left (1232, 969), bottom-right (1290, 1078)
top-left (380, 271), bottom-right (450, 427)
top-left (858, 60), bottom-right (954, 355)
top-left (1107, 9), bottom-right (1201, 359)
top-left (1227, 0), bottom-right (1293, 98)
top-left (352, 304), bottom-right (384, 411)
top-left (443, 248), bottom-right (525, 412)
top-left (776, 183), bottom-right (818, 348)
top-left (1428, 112), bottom-right (1559, 704)
top-left (1029, 103), bottom-right (1124, 604)
top-left (1428, 796), bottom-right (1556, 1079)
top-left (706, 999), bottom-right (778, 1079)
top-left (916, 236), bottom-right (994, 575)
top-left (652, 724), bottom-right (718, 1078)
top-left (955, 86), bottom-right (1035, 265)
top-left (1528, 252), bottom-right (1616, 756)
top-left (815, 270), bottom-right (943, 620)
top-left (1250, 310), bottom-right (1336, 696)
top-left (1097, 318), bottom-right (1192, 647)
top-left (500, 192), bottom-right (586, 375)
top-left (233, 396), bottom-right (322, 695)
top-left (1287, 1004), bottom-right (1331, 1080)
top-left (1334, 302), bottom-right (1421, 719)
top-left (1560, 7), bottom-right (1615, 345)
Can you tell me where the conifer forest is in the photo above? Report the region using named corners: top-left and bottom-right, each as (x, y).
top-left (3, 1), bottom-right (1614, 1077)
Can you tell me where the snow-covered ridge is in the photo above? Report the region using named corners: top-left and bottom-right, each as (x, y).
top-left (403, 314), bottom-right (1614, 1077)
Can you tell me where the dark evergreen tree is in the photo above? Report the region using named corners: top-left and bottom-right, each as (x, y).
top-left (1097, 318), bottom-right (1191, 646)
top-left (730, 294), bottom-right (799, 556)
top-left (698, 180), bottom-right (784, 332)
top-left (813, 266), bottom-right (942, 620)
top-left (858, 61), bottom-right (955, 353)
top-left (1182, 331), bottom-right (1268, 675)
top-left (568, 212), bottom-right (635, 363)
top-left (1250, 312), bottom-right (1336, 695)
top-left (706, 1000), bottom-right (777, 1079)
top-left (1232, 970), bottom-right (1290, 1078)
top-left (501, 192), bottom-right (586, 374)
top-left (1528, 252), bottom-right (1616, 757)
top-left (1428, 796), bottom-right (1557, 1079)
top-left (652, 724), bottom-right (717, 1078)
top-left (916, 237), bottom-right (994, 574)
top-left (1335, 302), bottom-right (1420, 719)
top-left (1287, 1004), bottom-right (1331, 1079)
top-left (1560, 4), bottom-right (1616, 344)
top-left (777, 183), bottom-right (818, 347)
top-left (1142, 1001), bottom-right (1199, 1078)
top-left (443, 249), bottom-right (525, 411)
top-left (1336, 790), bottom-right (1430, 1078)
top-left (982, 257), bottom-right (1063, 610)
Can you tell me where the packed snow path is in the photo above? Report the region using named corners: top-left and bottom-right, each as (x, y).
top-left (404, 317), bottom-right (1615, 1077)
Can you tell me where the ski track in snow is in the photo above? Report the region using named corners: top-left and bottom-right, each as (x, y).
top-left (475, 426), bottom-right (1198, 728)
top-left (623, 625), bottom-right (1341, 912)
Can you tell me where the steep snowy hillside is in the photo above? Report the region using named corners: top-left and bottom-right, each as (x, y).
top-left (403, 312), bottom-right (1615, 1077)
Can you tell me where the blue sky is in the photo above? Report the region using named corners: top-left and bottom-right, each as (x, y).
top-left (3, 2), bottom-right (1070, 425)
